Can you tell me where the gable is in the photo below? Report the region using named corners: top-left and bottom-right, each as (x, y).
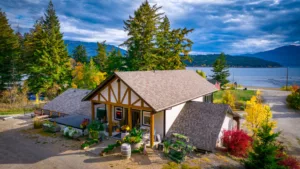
top-left (90, 77), bottom-right (152, 111)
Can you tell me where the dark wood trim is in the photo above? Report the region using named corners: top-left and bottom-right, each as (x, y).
top-left (108, 104), bottom-right (112, 136)
top-left (100, 93), bottom-right (108, 102)
top-left (118, 79), bottom-right (121, 103)
top-left (91, 100), bottom-right (153, 111)
top-left (110, 84), bottom-right (118, 102)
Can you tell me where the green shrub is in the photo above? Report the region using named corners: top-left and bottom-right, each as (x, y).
top-left (123, 128), bottom-right (143, 144)
top-left (33, 118), bottom-right (43, 129)
top-left (244, 121), bottom-right (284, 169)
top-left (286, 92), bottom-right (300, 110)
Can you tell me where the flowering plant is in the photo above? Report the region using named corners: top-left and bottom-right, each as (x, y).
top-left (121, 125), bottom-right (130, 132)
top-left (80, 118), bottom-right (90, 129)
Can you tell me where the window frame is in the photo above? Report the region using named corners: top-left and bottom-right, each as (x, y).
top-left (142, 111), bottom-right (151, 126)
top-left (114, 106), bottom-right (123, 121)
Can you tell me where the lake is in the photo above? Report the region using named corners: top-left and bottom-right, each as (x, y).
top-left (186, 67), bottom-right (300, 88)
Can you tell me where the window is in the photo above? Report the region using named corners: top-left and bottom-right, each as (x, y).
top-left (114, 107), bottom-right (123, 121)
top-left (204, 94), bottom-right (212, 103)
top-left (142, 111), bottom-right (151, 126)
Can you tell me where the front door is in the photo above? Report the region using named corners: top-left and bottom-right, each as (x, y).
top-left (132, 109), bottom-right (140, 128)
top-left (124, 108), bottom-right (140, 128)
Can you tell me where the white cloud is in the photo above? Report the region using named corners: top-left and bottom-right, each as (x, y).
top-left (230, 35), bottom-right (286, 54)
top-left (59, 16), bottom-right (127, 46)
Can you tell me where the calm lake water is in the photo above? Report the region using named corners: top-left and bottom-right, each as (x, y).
top-left (186, 67), bottom-right (300, 88)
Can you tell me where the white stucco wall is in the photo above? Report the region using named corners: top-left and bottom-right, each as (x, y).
top-left (154, 111), bottom-right (164, 136)
top-left (192, 96), bottom-right (204, 102)
top-left (217, 113), bottom-right (234, 147)
top-left (165, 103), bottom-right (186, 134)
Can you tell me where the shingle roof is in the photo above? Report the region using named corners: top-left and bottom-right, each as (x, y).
top-left (83, 70), bottom-right (218, 112)
top-left (43, 88), bottom-right (92, 116)
top-left (166, 102), bottom-right (239, 152)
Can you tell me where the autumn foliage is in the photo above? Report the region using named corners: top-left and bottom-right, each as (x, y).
top-left (222, 129), bottom-right (252, 157)
top-left (222, 90), bottom-right (236, 109)
top-left (278, 155), bottom-right (300, 169)
top-left (244, 90), bottom-right (276, 135)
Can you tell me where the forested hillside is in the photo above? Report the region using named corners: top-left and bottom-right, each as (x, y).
top-left (186, 54), bottom-right (281, 67)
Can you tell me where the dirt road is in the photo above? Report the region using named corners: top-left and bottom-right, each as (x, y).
top-left (262, 90), bottom-right (300, 157)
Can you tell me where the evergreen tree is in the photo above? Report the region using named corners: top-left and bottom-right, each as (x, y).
top-left (26, 1), bottom-right (71, 101)
top-left (245, 120), bottom-right (284, 169)
top-left (105, 48), bottom-right (125, 75)
top-left (72, 44), bottom-right (88, 63)
top-left (94, 41), bottom-right (107, 72)
top-left (211, 53), bottom-right (230, 86)
top-left (122, 1), bottom-right (162, 71)
top-left (156, 16), bottom-right (193, 70)
top-left (0, 9), bottom-right (21, 90)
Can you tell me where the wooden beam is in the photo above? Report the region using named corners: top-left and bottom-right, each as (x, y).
top-left (91, 100), bottom-right (153, 111)
top-left (132, 98), bottom-right (141, 106)
top-left (150, 111), bottom-right (155, 147)
top-left (121, 88), bottom-right (128, 104)
top-left (110, 84), bottom-right (118, 103)
top-left (91, 102), bottom-right (95, 120)
top-left (108, 104), bottom-right (112, 136)
top-left (128, 107), bottom-right (132, 129)
top-left (118, 80), bottom-right (121, 103)
top-left (128, 88), bottom-right (131, 105)
top-left (100, 93), bottom-right (108, 102)
top-left (141, 100), bottom-right (144, 107)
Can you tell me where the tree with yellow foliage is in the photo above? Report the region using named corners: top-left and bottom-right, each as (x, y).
top-left (71, 59), bottom-right (106, 89)
top-left (222, 90), bottom-right (236, 109)
top-left (244, 90), bottom-right (276, 136)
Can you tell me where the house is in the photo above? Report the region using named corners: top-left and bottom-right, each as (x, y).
top-left (82, 70), bottom-right (240, 150)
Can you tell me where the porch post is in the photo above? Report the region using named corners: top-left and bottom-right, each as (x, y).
top-left (150, 111), bottom-right (155, 147)
top-left (108, 104), bottom-right (113, 136)
top-left (91, 102), bottom-right (95, 120)
top-left (128, 107), bottom-right (132, 129)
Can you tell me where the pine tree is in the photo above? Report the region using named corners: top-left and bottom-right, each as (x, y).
top-left (0, 9), bottom-right (21, 90)
top-left (26, 1), bottom-right (71, 101)
top-left (245, 120), bottom-right (284, 169)
top-left (122, 1), bottom-right (162, 71)
top-left (72, 44), bottom-right (88, 63)
top-left (105, 48), bottom-right (125, 75)
top-left (94, 41), bottom-right (107, 72)
top-left (156, 16), bottom-right (193, 70)
top-left (211, 53), bottom-right (230, 86)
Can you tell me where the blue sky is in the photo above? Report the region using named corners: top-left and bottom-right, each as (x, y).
top-left (0, 0), bottom-right (299, 54)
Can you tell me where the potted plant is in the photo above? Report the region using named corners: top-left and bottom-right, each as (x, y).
top-left (123, 128), bottom-right (143, 150)
top-left (121, 125), bottom-right (130, 139)
top-left (80, 118), bottom-right (90, 129)
top-left (87, 120), bottom-right (104, 140)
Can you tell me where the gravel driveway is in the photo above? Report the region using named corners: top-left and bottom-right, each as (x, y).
top-left (262, 90), bottom-right (300, 157)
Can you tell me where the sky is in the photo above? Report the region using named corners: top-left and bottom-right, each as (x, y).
top-left (0, 0), bottom-right (299, 55)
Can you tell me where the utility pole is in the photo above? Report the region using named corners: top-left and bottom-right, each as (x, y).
top-left (286, 67), bottom-right (289, 89)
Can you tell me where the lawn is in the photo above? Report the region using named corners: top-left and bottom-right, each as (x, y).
top-left (0, 108), bottom-right (34, 115)
top-left (213, 90), bottom-right (256, 110)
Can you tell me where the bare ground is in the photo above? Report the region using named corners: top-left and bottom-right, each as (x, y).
top-left (0, 115), bottom-right (243, 169)
top-left (262, 90), bottom-right (300, 157)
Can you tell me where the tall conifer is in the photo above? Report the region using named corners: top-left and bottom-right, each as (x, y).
top-left (0, 9), bottom-right (21, 90)
top-left (94, 41), bottom-right (107, 72)
top-left (26, 1), bottom-right (71, 100)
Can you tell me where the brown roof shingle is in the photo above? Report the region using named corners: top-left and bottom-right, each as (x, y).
top-left (166, 102), bottom-right (236, 152)
top-left (115, 70), bottom-right (217, 111)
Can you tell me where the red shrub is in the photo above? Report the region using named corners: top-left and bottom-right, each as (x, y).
top-left (292, 85), bottom-right (300, 93)
top-left (221, 129), bottom-right (252, 157)
top-left (278, 155), bottom-right (300, 169)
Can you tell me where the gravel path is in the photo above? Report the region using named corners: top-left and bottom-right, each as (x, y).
top-left (262, 90), bottom-right (300, 157)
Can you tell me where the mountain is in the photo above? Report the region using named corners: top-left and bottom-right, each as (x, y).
top-left (186, 54), bottom-right (281, 67)
top-left (244, 45), bottom-right (300, 67)
top-left (64, 40), bottom-right (126, 58)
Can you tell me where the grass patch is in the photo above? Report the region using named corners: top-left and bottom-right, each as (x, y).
top-left (214, 90), bottom-right (256, 110)
top-left (0, 108), bottom-right (34, 115)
